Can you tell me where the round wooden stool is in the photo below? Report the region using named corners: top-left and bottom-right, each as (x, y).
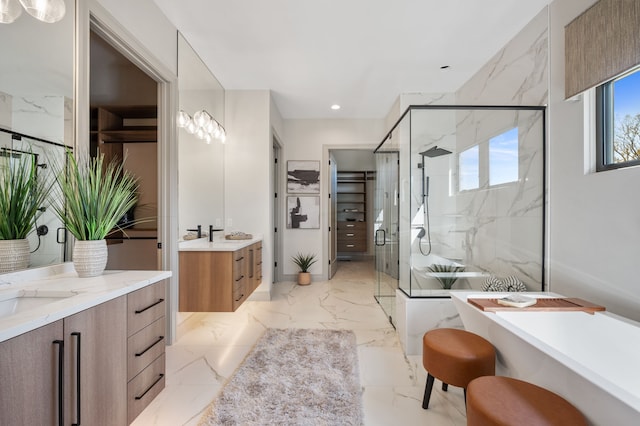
top-left (422, 328), bottom-right (495, 409)
top-left (467, 376), bottom-right (587, 425)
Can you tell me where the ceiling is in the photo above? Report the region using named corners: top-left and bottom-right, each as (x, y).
top-left (153, 0), bottom-right (551, 119)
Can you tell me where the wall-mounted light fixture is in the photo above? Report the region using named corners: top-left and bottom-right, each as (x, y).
top-left (0, 0), bottom-right (66, 24)
top-left (177, 109), bottom-right (227, 144)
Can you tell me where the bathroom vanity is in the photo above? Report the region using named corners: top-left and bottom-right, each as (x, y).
top-left (178, 237), bottom-right (262, 312)
top-left (0, 264), bottom-right (171, 425)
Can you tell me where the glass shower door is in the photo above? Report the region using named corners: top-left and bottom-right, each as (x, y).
top-left (374, 152), bottom-right (399, 325)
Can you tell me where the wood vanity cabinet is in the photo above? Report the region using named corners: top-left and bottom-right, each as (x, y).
top-left (0, 320), bottom-right (64, 425)
top-left (64, 297), bottom-right (128, 425)
top-left (0, 298), bottom-right (127, 426)
top-left (179, 242), bottom-right (263, 312)
top-left (0, 280), bottom-right (167, 426)
top-left (126, 281), bottom-right (166, 424)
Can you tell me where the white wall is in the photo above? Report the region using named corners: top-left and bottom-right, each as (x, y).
top-left (547, 0), bottom-right (640, 321)
top-left (282, 119), bottom-right (385, 279)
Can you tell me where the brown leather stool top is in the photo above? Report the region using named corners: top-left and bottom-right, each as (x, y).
top-left (422, 328), bottom-right (495, 409)
top-left (466, 376), bottom-right (587, 426)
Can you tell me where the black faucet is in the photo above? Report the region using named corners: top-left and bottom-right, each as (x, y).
top-left (209, 225), bottom-right (224, 242)
top-left (186, 225), bottom-right (202, 238)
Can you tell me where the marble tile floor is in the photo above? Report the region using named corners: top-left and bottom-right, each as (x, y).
top-left (132, 260), bottom-right (467, 426)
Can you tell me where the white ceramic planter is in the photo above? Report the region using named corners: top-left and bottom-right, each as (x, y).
top-left (73, 239), bottom-right (108, 278)
top-left (0, 239), bottom-right (30, 273)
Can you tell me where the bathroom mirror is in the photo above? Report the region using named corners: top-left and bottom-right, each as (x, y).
top-left (177, 32), bottom-right (225, 237)
top-left (0, 0), bottom-right (75, 268)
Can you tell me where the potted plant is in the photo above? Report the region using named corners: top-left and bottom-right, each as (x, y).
top-left (426, 264), bottom-right (465, 290)
top-left (52, 151), bottom-right (139, 277)
top-left (0, 151), bottom-right (50, 272)
top-left (292, 252), bottom-right (317, 285)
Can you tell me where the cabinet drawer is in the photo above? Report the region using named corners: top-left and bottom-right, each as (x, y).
top-left (338, 221), bottom-right (366, 231)
top-left (128, 281), bottom-right (166, 337)
top-left (338, 241), bottom-right (367, 251)
top-left (337, 230), bottom-right (366, 240)
top-left (128, 353), bottom-right (165, 424)
top-left (128, 316), bottom-right (165, 380)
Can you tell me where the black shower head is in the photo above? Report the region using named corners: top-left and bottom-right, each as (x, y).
top-left (420, 146), bottom-right (452, 158)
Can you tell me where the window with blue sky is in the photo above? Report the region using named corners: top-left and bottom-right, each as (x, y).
top-left (459, 145), bottom-right (479, 191)
top-left (489, 127), bottom-right (519, 186)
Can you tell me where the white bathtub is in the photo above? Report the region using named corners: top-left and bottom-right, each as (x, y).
top-left (451, 292), bottom-right (640, 425)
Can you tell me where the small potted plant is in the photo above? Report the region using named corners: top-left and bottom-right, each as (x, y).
top-left (52, 151), bottom-right (139, 277)
top-left (292, 252), bottom-right (317, 285)
top-left (0, 151), bottom-right (51, 272)
top-left (426, 264), bottom-right (465, 290)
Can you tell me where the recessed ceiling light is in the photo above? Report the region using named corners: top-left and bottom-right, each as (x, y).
top-left (331, 104), bottom-right (341, 110)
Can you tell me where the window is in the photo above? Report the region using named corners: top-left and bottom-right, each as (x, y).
top-left (459, 145), bottom-right (479, 191)
top-left (596, 68), bottom-right (640, 171)
top-left (489, 127), bottom-right (518, 186)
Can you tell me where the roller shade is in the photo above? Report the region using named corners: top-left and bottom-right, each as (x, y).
top-left (565, 0), bottom-right (640, 99)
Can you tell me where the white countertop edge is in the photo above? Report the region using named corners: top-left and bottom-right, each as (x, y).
top-left (178, 236), bottom-right (262, 251)
top-left (0, 269), bottom-right (172, 343)
top-left (451, 292), bottom-right (640, 412)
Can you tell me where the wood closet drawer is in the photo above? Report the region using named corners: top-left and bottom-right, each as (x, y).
top-left (128, 316), bottom-right (165, 380)
top-left (338, 221), bottom-right (366, 231)
top-left (338, 241), bottom-right (367, 251)
top-left (128, 280), bottom-right (166, 337)
top-left (127, 353), bottom-right (165, 424)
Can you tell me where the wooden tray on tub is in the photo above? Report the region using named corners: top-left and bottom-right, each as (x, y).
top-left (468, 297), bottom-right (606, 314)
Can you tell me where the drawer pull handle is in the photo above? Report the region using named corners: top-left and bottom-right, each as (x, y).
top-left (347, 244), bottom-right (355, 248)
top-left (135, 298), bottom-right (164, 314)
top-left (235, 256), bottom-right (244, 261)
top-left (346, 224), bottom-right (355, 227)
top-left (135, 373), bottom-right (165, 400)
top-left (53, 339), bottom-right (64, 426)
top-left (235, 294), bottom-right (244, 302)
top-left (235, 275), bottom-right (245, 282)
top-left (346, 233), bottom-right (355, 237)
top-left (135, 336), bottom-right (164, 357)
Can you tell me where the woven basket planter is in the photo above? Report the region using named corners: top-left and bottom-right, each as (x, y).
top-left (0, 239), bottom-right (30, 273)
top-left (73, 239), bottom-right (108, 278)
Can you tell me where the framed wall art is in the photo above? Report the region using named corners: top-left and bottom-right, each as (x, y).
top-left (287, 196), bottom-right (320, 229)
top-left (287, 160), bottom-right (320, 193)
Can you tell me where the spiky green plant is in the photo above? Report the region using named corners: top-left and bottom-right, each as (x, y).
top-left (0, 151), bottom-right (51, 240)
top-left (427, 263), bottom-right (466, 290)
top-left (52, 151), bottom-right (139, 240)
top-left (291, 252), bottom-right (317, 272)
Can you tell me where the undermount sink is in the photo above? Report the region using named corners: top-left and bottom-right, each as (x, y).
top-left (0, 290), bottom-right (80, 319)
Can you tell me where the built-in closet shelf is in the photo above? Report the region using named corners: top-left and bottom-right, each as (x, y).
top-left (98, 128), bottom-right (157, 143)
top-left (336, 170), bottom-right (372, 253)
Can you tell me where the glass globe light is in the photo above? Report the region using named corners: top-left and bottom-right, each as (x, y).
top-left (193, 110), bottom-right (211, 128)
top-left (204, 134), bottom-right (212, 144)
top-left (19, 0), bottom-right (66, 23)
top-left (0, 0), bottom-right (22, 23)
top-left (205, 119), bottom-right (217, 134)
top-left (219, 130), bottom-right (227, 144)
top-left (177, 110), bottom-right (191, 128)
top-left (196, 127), bottom-right (206, 140)
top-left (185, 120), bottom-right (197, 135)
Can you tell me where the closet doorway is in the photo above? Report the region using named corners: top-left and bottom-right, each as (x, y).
top-left (328, 149), bottom-right (376, 277)
top-left (89, 29), bottom-right (159, 270)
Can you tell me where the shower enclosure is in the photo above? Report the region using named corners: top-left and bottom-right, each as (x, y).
top-left (374, 105), bottom-right (546, 327)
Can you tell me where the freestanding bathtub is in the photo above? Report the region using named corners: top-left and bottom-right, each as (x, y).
top-left (451, 292), bottom-right (640, 425)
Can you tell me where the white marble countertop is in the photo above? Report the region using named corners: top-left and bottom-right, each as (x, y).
top-left (178, 235), bottom-right (262, 252)
top-left (0, 263), bottom-right (171, 343)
